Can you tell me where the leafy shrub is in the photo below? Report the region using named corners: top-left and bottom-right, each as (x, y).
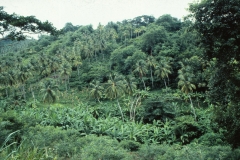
top-left (174, 115), bottom-right (204, 144)
top-left (23, 125), bottom-right (82, 159)
top-left (80, 135), bottom-right (129, 160)
top-left (119, 140), bottom-right (141, 151)
top-left (197, 132), bottom-right (225, 146)
top-left (136, 143), bottom-right (239, 160)
top-left (0, 111), bottom-right (23, 146)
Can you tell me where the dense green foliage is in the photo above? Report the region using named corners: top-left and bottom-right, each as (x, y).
top-left (1, 1), bottom-right (240, 159)
top-left (0, 7), bottom-right (57, 41)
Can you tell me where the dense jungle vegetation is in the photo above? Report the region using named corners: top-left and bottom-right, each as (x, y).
top-left (1, 0), bottom-right (240, 159)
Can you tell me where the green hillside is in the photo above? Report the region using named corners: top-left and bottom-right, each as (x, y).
top-left (1, 1), bottom-right (240, 159)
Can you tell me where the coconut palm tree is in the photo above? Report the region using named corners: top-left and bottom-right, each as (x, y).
top-left (123, 75), bottom-right (137, 96)
top-left (17, 65), bottom-right (33, 100)
top-left (40, 79), bottom-right (58, 103)
top-left (70, 48), bottom-right (82, 77)
top-left (178, 64), bottom-right (197, 121)
top-left (133, 60), bottom-right (147, 90)
top-left (60, 62), bottom-right (72, 91)
top-left (146, 55), bottom-right (156, 88)
top-left (105, 73), bottom-right (125, 121)
top-left (95, 23), bottom-right (106, 60)
top-left (154, 59), bottom-right (172, 89)
top-left (0, 72), bottom-right (10, 97)
top-left (39, 63), bottom-right (51, 78)
top-left (89, 80), bottom-right (104, 102)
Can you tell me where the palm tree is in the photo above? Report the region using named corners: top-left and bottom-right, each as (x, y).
top-left (39, 63), bottom-right (51, 78)
top-left (133, 60), bottom-right (147, 90)
top-left (40, 80), bottom-right (58, 103)
top-left (70, 49), bottom-right (82, 77)
top-left (154, 58), bottom-right (172, 89)
top-left (123, 75), bottom-right (137, 96)
top-left (178, 64), bottom-right (197, 121)
top-left (146, 56), bottom-right (156, 88)
top-left (59, 63), bottom-right (72, 91)
top-left (96, 23), bottom-right (106, 60)
top-left (107, 28), bottom-right (118, 42)
top-left (134, 27), bottom-right (141, 37)
top-left (0, 72), bottom-right (10, 97)
top-left (123, 75), bottom-right (138, 121)
top-left (49, 57), bottom-right (61, 77)
top-left (105, 74), bottom-right (125, 121)
top-left (17, 65), bottom-right (33, 100)
top-left (89, 80), bottom-right (104, 102)
top-left (123, 30), bottom-right (129, 46)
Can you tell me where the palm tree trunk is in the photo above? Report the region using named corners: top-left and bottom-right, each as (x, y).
top-left (77, 66), bottom-right (80, 81)
top-left (129, 96), bottom-right (136, 121)
top-left (65, 79), bottom-right (68, 91)
top-left (94, 50), bottom-right (97, 61)
top-left (102, 49), bottom-right (104, 61)
top-left (130, 29), bottom-right (132, 39)
top-left (188, 95), bottom-right (197, 121)
top-left (30, 86), bottom-right (36, 103)
top-left (133, 95), bottom-right (141, 122)
top-left (163, 79), bottom-right (167, 89)
top-left (117, 98), bottom-right (124, 121)
top-left (5, 87), bottom-right (8, 98)
top-left (141, 77), bottom-right (146, 90)
top-left (22, 85), bottom-right (26, 100)
top-left (150, 67), bottom-right (154, 88)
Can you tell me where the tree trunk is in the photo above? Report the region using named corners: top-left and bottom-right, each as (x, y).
top-left (133, 95), bottom-right (141, 122)
top-left (22, 84), bottom-right (26, 100)
top-left (188, 95), bottom-right (197, 121)
top-left (5, 87), bottom-right (9, 98)
top-left (65, 78), bottom-right (68, 91)
top-left (150, 67), bottom-right (154, 88)
top-left (117, 98), bottom-right (124, 121)
top-left (141, 77), bottom-right (146, 90)
top-left (30, 85), bottom-right (36, 103)
top-left (163, 79), bottom-right (167, 89)
top-left (77, 66), bottom-right (80, 81)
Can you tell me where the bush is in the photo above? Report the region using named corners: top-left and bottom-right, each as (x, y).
top-left (80, 135), bottom-right (130, 160)
top-left (0, 111), bottom-right (23, 146)
top-left (119, 140), bottom-right (141, 151)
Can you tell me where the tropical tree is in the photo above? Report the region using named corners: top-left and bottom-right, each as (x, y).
top-left (70, 49), bottom-right (82, 77)
top-left (133, 60), bottom-right (147, 90)
top-left (189, 0), bottom-right (240, 147)
top-left (89, 80), bottom-right (104, 102)
top-left (17, 65), bottom-right (33, 100)
top-left (0, 6), bottom-right (57, 41)
top-left (146, 55), bottom-right (156, 88)
top-left (154, 58), bottom-right (172, 89)
top-left (59, 62), bottom-right (72, 91)
top-left (105, 74), bottom-right (125, 121)
top-left (123, 75), bottom-right (137, 96)
top-left (178, 64), bottom-right (196, 121)
top-left (95, 23), bottom-right (106, 60)
top-left (40, 79), bottom-right (58, 103)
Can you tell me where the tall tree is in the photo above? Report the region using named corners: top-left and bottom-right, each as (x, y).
top-left (146, 56), bottom-right (156, 88)
top-left (89, 80), bottom-right (104, 102)
top-left (178, 63), bottom-right (197, 121)
top-left (60, 63), bottom-right (72, 91)
top-left (0, 6), bottom-right (57, 41)
top-left (40, 79), bottom-right (58, 103)
top-left (154, 58), bottom-right (171, 89)
top-left (189, 0), bottom-right (240, 148)
top-left (133, 60), bottom-right (148, 90)
top-left (105, 74), bottom-right (125, 121)
top-left (17, 65), bottom-right (33, 100)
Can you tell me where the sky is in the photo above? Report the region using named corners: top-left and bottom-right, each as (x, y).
top-left (1, 0), bottom-right (195, 29)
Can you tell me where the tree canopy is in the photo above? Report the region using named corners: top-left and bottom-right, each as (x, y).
top-left (0, 6), bottom-right (57, 41)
